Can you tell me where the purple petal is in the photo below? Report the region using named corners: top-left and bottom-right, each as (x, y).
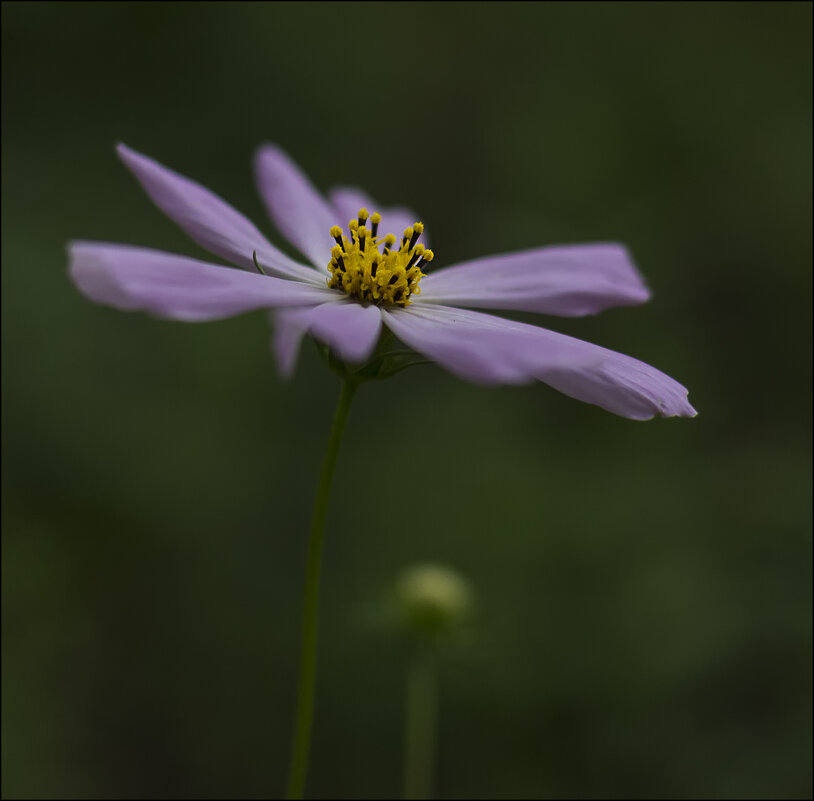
top-left (382, 305), bottom-right (696, 420)
top-left (271, 300), bottom-right (382, 370)
top-left (308, 301), bottom-right (382, 363)
top-left (70, 242), bottom-right (335, 322)
top-left (419, 244), bottom-right (650, 316)
top-left (253, 144), bottom-right (337, 270)
top-left (116, 144), bottom-right (317, 284)
top-left (271, 307), bottom-right (313, 379)
top-left (328, 187), bottom-right (427, 244)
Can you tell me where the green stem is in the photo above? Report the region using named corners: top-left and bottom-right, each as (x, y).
top-left (403, 647), bottom-right (438, 800)
top-left (286, 377), bottom-right (358, 799)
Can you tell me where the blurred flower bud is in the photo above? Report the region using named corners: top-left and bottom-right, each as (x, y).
top-left (394, 563), bottom-right (472, 639)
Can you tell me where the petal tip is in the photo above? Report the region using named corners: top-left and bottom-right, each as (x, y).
top-left (115, 142), bottom-right (139, 163)
top-left (631, 285), bottom-right (652, 305)
top-left (253, 142), bottom-right (285, 167)
top-left (115, 142), bottom-right (154, 175)
top-left (656, 394), bottom-right (697, 420)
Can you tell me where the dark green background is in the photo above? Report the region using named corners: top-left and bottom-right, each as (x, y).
top-left (2, 2), bottom-right (811, 798)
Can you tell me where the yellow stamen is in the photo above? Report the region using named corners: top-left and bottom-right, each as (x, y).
top-left (326, 212), bottom-right (430, 307)
top-left (370, 212), bottom-right (381, 237)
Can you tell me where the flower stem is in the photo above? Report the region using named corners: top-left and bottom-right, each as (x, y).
top-left (403, 647), bottom-right (438, 800)
top-left (286, 377), bottom-right (357, 799)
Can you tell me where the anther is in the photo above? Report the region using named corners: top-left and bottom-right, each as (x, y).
top-left (402, 227), bottom-right (413, 250)
top-left (416, 249), bottom-right (434, 269)
top-left (358, 225), bottom-right (368, 252)
top-left (405, 246), bottom-right (424, 269)
top-left (371, 259), bottom-right (378, 277)
top-left (370, 211), bottom-right (381, 238)
top-left (330, 225), bottom-right (345, 251)
top-left (357, 208), bottom-right (369, 229)
top-left (408, 222), bottom-right (423, 251)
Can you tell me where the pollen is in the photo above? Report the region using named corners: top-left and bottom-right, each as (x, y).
top-left (326, 209), bottom-right (432, 307)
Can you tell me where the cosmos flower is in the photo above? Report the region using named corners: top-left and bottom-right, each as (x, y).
top-left (69, 144), bottom-right (695, 420)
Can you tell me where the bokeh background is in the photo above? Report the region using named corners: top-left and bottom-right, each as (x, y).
top-left (2, 2), bottom-right (811, 798)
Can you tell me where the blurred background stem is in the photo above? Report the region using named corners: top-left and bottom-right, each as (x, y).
top-left (286, 377), bottom-right (357, 799)
top-left (404, 646), bottom-right (438, 800)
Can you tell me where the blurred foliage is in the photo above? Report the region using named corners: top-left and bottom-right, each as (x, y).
top-left (2, 2), bottom-right (811, 798)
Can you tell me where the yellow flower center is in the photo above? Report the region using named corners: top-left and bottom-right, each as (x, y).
top-left (327, 208), bottom-right (433, 307)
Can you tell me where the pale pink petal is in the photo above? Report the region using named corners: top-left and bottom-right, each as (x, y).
top-left (271, 300), bottom-right (382, 370)
top-left (382, 306), bottom-right (528, 384)
top-left (70, 242), bottom-right (334, 322)
top-left (253, 144), bottom-right (336, 270)
top-left (328, 187), bottom-right (426, 244)
top-left (306, 301), bottom-right (382, 364)
top-left (271, 307), bottom-right (314, 379)
top-left (115, 144), bottom-right (318, 284)
top-left (418, 244), bottom-right (649, 316)
top-left (382, 305), bottom-right (696, 420)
